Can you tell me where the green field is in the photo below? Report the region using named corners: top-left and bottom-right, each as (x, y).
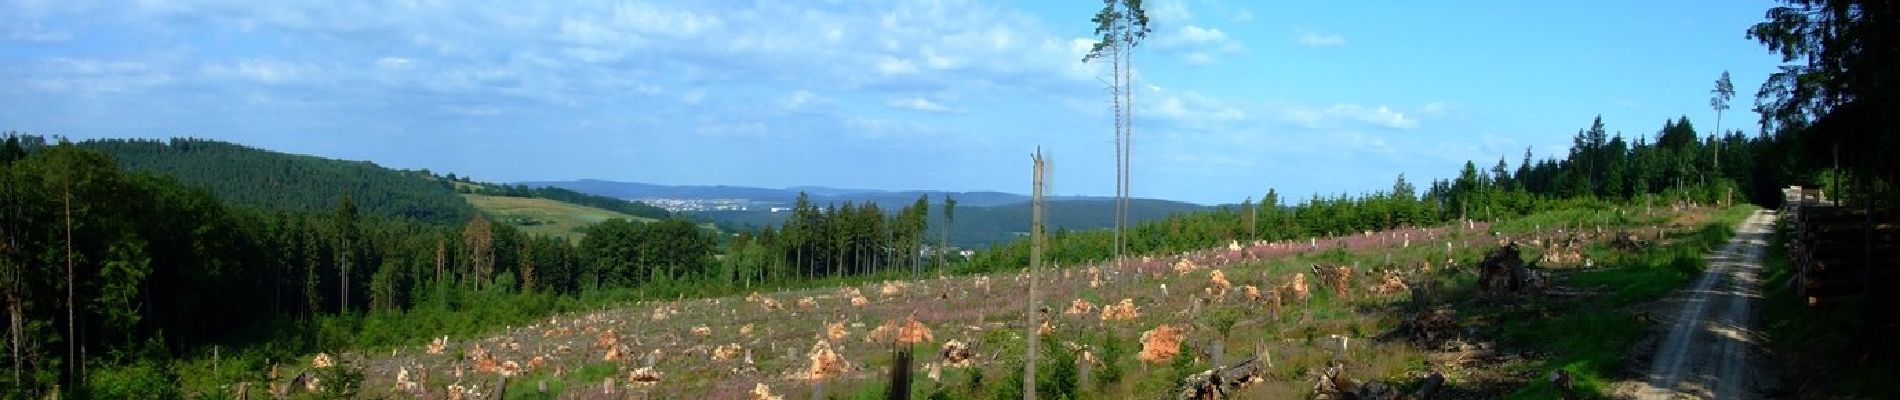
top-left (463, 193), bottom-right (655, 241)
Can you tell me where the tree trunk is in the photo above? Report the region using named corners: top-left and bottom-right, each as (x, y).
top-left (1027, 149), bottom-right (1045, 400)
top-left (8, 292), bottom-right (21, 383)
top-left (64, 187), bottom-right (76, 386)
top-left (340, 235), bottom-right (349, 313)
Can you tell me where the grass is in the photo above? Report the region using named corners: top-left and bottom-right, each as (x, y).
top-left (462, 193), bottom-right (654, 241)
top-left (1493, 205), bottom-right (1754, 399)
top-left (232, 204), bottom-right (1741, 399)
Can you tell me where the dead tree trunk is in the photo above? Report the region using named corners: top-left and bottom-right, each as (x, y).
top-left (64, 186), bottom-right (76, 386)
top-left (1025, 149), bottom-right (1046, 400)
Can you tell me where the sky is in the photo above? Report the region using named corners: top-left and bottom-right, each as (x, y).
top-left (1, 0), bottom-right (1789, 205)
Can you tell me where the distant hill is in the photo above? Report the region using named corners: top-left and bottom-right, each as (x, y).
top-left (77, 139), bottom-right (670, 231)
top-left (519, 179), bottom-right (1070, 208)
top-left (693, 198), bottom-right (1206, 248)
top-left (80, 138), bottom-right (475, 224)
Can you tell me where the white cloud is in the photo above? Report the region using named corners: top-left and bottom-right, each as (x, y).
top-left (2, 22), bottom-right (71, 43)
top-left (27, 58), bottom-right (175, 93)
top-left (781, 90), bottom-right (819, 110)
top-left (875, 56), bottom-right (919, 75)
top-left (696, 121), bottom-right (769, 138)
top-left (203, 58), bottom-right (310, 84)
top-left (375, 57), bottom-right (414, 71)
top-left (1183, 52), bottom-right (1216, 66)
top-left (1149, 89), bottom-right (1247, 126)
top-left (1154, 25), bottom-right (1244, 65)
top-left (886, 97), bottom-right (951, 113)
top-left (680, 88), bottom-right (707, 105)
top-left (1160, 25), bottom-right (1229, 47)
top-left (1273, 103), bottom-right (1418, 130)
top-left (1296, 30), bottom-right (1347, 48)
top-left (1149, 0), bottom-right (1193, 23)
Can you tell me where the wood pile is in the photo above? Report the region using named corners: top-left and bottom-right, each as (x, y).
top-left (1785, 198), bottom-right (1898, 306)
top-left (1478, 243), bottom-right (1539, 296)
top-left (1313, 264), bottom-right (1356, 299)
top-left (627, 366), bottom-right (663, 386)
top-left (1397, 307), bottom-right (1459, 346)
top-left (1173, 357), bottom-right (1265, 400)
top-left (939, 340), bottom-right (976, 367)
top-left (1311, 362), bottom-right (1444, 400)
top-left (1369, 270), bottom-right (1408, 297)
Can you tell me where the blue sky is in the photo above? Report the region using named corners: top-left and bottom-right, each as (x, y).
top-left (1, 0), bottom-right (1786, 205)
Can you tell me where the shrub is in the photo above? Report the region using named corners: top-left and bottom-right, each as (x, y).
top-left (88, 358), bottom-right (182, 400)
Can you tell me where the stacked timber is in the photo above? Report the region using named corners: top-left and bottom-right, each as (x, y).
top-left (1785, 191), bottom-right (1898, 306)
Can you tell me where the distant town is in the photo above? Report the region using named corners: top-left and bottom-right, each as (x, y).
top-left (636, 198), bottom-right (763, 212)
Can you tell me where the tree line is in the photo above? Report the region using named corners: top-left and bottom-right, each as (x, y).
top-left (0, 135), bottom-right (718, 397)
top-left (953, 114), bottom-right (1805, 274)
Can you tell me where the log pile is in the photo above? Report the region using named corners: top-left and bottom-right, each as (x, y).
top-left (1313, 264), bottom-right (1356, 299)
top-left (1785, 199), bottom-right (1899, 306)
top-left (1478, 243), bottom-right (1540, 296)
top-left (1397, 306), bottom-right (1458, 346)
top-left (1172, 357), bottom-right (1265, 400)
top-left (1311, 362), bottom-right (1444, 400)
top-left (1369, 270), bottom-right (1408, 297)
top-left (1610, 232), bottom-right (1648, 252)
top-left (940, 340), bottom-right (976, 367)
top-left (627, 366), bottom-right (663, 386)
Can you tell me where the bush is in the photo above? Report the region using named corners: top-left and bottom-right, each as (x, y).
top-left (1037, 338), bottom-right (1079, 400)
top-left (1093, 334), bottom-right (1125, 388)
top-left (312, 360), bottom-right (365, 400)
top-left (88, 358), bottom-right (183, 400)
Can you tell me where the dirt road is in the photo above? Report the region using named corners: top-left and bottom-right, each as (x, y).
top-left (1634, 210), bottom-right (1774, 399)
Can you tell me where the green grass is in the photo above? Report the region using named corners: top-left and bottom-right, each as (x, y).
top-left (462, 194), bottom-right (655, 242)
top-left (1496, 205), bottom-right (1754, 399)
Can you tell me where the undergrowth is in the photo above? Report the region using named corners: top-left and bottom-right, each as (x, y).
top-left (1498, 205), bottom-right (1753, 399)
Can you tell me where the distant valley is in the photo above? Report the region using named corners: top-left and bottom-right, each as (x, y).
top-left (523, 179), bottom-right (1210, 248)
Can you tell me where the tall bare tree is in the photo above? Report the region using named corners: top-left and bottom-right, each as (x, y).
top-left (520, 239), bottom-right (535, 293)
top-left (1083, 0), bottom-right (1151, 267)
top-left (1025, 148), bottom-right (1047, 399)
top-left (335, 193), bottom-right (357, 312)
top-left (464, 214), bottom-right (494, 290)
top-left (1711, 70), bottom-right (1734, 171)
top-left (938, 194), bottom-right (956, 276)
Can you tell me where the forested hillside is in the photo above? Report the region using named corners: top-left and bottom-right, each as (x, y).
top-left (76, 138), bottom-right (475, 224)
top-left (0, 135), bottom-right (717, 398)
